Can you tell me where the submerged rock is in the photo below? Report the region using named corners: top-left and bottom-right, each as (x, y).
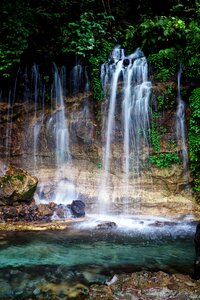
top-left (0, 165), bottom-right (38, 205)
top-left (89, 271), bottom-right (200, 300)
top-left (37, 281), bottom-right (89, 299)
top-left (95, 221), bottom-right (117, 230)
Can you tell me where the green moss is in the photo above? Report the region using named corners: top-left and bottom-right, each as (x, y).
top-left (20, 186), bottom-right (37, 200)
top-left (14, 174), bottom-right (25, 182)
top-left (1, 175), bottom-right (12, 184)
top-left (0, 173), bottom-right (25, 186)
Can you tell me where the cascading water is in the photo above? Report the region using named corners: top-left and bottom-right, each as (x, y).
top-left (52, 64), bottom-right (71, 167)
top-left (99, 46), bottom-right (152, 213)
top-left (176, 65), bottom-right (189, 185)
top-left (122, 51), bottom-right (151, 208)
top-left (70, 64), bottom-right (83, 94)
top-left (31, 64), bottom-right (45, 172)
top-left (49, 64), bottom-right (77, 206)
top-left (33, 64), bottom-right (78, 208)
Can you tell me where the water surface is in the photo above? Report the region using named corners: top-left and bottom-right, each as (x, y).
top-left (0, 217), bottom-right (196, 299)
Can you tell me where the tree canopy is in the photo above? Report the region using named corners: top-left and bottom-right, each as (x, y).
top-left (0, 0), bottom-right (199, 78)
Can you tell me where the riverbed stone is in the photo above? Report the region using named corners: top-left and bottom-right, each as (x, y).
top-left (89, 271), bottom-right (200, 300)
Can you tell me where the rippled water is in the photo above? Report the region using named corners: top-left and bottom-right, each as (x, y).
top-left (0, 217), bottom-right (196, 299)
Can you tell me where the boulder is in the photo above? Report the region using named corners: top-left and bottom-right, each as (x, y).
top-left (70, 200), bottom-right (85, 218)
top-left (194, 222), bottom-right (200, 279)
top-left (0, 166), bottom-right (38, 205)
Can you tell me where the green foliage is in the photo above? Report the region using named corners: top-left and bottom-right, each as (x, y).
top-left (156, 84), bottom-right (176, 110)
top-left (97, 162), bottom-right (102, 169)
top-left (88, 39), bottom-right (113, 101)
top-left (0, 0), bottom-right (33, 77)
top-left (185, 20), bottom-right (200, 78)
top-left (150, 113), bottom-right (161, 152)
top-left (148, 48), bottom-right (177, 81)
top-left (122, 25), bottom-right (137, 51)
top-left (188, 87), bottom-right (200, 191)
top-left (21, 186), bottom-right (37, 200)
top-left (148, 152), bottom-right (181, 169)
top-left (140, 16), bottom-right (186, 51)
top-left (62, 11), bottom-right (114, 100)
top-left (149, 112), bottom-right (181, 168)
top-left (89, 56), bottom-right (104, 101)
top-left (62, 11), bottom-right (114, 57)
top-left (166, 139), bottom-right (176, 150)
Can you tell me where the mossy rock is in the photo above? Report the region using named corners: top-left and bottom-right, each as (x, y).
top-left (0, 166), bottom-right (38, 205)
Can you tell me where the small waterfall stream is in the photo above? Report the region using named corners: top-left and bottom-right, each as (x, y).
top-left (47, 65), bottom-right (77, 206)
top-left (52, 64), bottom-right (71, 167)
top-left (32, 64), bottom-right (45, 172)
top-left (176, 65), bottom-right (189, 185)
top-left (70, 64), bottom-right (83, 94)
top-left (99, 46), bottom-right (152, 213)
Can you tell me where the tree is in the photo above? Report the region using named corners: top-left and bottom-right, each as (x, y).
top-left (0, 0), bottom-right (33, 77)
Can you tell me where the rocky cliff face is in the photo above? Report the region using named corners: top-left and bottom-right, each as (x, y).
top-left (0, 89), bottom-right (199, 218)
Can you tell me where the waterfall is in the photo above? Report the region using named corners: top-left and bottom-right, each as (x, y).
top-left (51, 64), bottom-right (77, 205)
top-left (32, 65), bottom-right (42, 171)
top-left (99, 57), bottom-right (123, 208)
top-left (70, 64), bottom-right (83, 94)
top-left (99, 46), bottom-right (152, 213)
top-left (176, 65), bottom-right (189, 185)
top-left (29, 65), bottom-right (46, 173)
top-left (52, 64), bottom-right (71, 167)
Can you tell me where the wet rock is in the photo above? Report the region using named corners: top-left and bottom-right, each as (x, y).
top-left (37, 204), bottom-right (53, 218)
top-left (0, 166), bottom-right (38, 205)
top-left (95, 221), bottom-right (117, 230)
top-left (194, 222), bottom-right (200, 279)
top-left (123, 58), bottom-right (130, 67)
top-left (54, 206), bottom-right (65, 218)
top-left (70, 200), bottom-right (85, 218)
top-left (53, 204), bottom-right (71, 218)
top-left (0, 199), bottom-right (86, 223)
